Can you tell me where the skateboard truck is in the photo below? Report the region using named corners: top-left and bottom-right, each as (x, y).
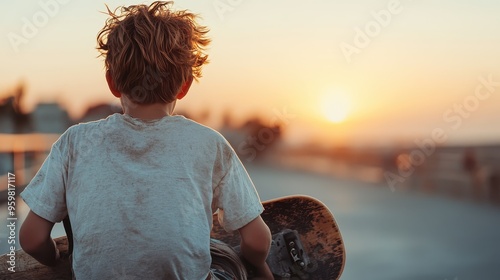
top-left (266, 229), bottom-right (311, 279)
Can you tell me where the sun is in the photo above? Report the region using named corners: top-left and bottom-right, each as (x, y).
top-left (319, 91), bottom-right (351, 123)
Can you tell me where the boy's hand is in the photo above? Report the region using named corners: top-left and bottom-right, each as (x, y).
top-left (20, 211), bottom-right (58, 266)
top-left (53, 238), bottom-right (61, 262)
top-left (238, 216), bottom-right (273, 280)
top-left (251, 263), bottom-right (273, 280)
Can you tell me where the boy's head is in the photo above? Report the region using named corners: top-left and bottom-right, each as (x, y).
top-left (97, 1), bottom-right (210, 104)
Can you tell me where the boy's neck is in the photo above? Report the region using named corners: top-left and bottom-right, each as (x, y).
top-left (121, 95), bottom-right (176, 120)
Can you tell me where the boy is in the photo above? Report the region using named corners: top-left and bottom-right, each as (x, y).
top-left (19, 1), bottom-right (273, 279)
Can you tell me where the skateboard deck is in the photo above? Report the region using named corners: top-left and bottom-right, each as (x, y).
top-left (212, 195), bottom-right (345, 279)
top-left (0, 195), bottom-right (344, 279)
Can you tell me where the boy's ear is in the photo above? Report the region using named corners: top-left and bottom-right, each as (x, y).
top-left (106, 70), bottom-right (122, 98)
top-left (176, 76), bottom-right (193, 100)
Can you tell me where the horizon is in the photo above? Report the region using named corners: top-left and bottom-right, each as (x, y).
top-left (2, 90), bottom-right (500, 149)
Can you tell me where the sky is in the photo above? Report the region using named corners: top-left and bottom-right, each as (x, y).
top-left (1, 0), bottom-right (500, 147)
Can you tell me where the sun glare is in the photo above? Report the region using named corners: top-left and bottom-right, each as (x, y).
top-left (320, 91), bottom-right (351, 124)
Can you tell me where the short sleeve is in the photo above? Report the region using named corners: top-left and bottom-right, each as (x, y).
top-left (213, 145), bottom-right (264, 232)
top-left (20, 138), bottom-right (68, 223)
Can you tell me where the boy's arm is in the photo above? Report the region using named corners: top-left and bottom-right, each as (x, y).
top-left (238, 216), bottom-right (273, 280)
top-left (20, 211), bottom-right (59, 266)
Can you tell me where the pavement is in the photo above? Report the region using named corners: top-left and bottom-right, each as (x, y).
top-left (247, 163), bottom-right (500, 280)
top-left (1, 163), bottom-right (499, 279)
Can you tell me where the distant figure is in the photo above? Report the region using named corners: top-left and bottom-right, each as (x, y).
top-left (462, 148), bottom-right (482, 200)
top-left (19, 2), bottom-right (272, 280)
top-left (463, 148), bottom-right (478, 173)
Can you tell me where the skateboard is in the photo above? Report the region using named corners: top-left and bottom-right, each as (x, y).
top-left (0, 195), bottom-right (345, 279)
top-left (212, 195), bottom-right (345, 279)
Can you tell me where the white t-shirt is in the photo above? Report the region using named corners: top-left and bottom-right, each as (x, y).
top-left (21, 113), bottom-right (264, 280)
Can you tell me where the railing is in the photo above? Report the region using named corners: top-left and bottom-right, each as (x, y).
top-left (0, 133), bottom-right (60, 191)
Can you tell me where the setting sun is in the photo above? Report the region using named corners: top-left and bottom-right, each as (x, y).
top-left (320, 91), bottom-right (352, 123)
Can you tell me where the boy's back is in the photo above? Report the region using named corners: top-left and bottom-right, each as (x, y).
top-left (22, 114), bottom-right (264, 279)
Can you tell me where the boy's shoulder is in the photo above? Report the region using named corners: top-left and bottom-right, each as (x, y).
top-left (61, 114), bottom-right (117, 139)
top-left (177, 116), bottom-right (224, 136)
top-left (63, 113), bottom-right (228, 144)
top-left (175, 116), bottom-right (233, 147)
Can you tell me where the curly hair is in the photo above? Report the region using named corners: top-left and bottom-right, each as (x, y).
top-left (97, 1), bottom-right (210, 104)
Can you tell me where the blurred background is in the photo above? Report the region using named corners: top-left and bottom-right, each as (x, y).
top-left (1, 0), bottom-right (500, 279)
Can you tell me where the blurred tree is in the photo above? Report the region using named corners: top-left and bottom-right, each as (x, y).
top-left (0, 82), bottom-right (32, 133)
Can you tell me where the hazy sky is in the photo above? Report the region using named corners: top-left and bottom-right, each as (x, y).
top-left (1, 0), bottom-right (499, 146)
